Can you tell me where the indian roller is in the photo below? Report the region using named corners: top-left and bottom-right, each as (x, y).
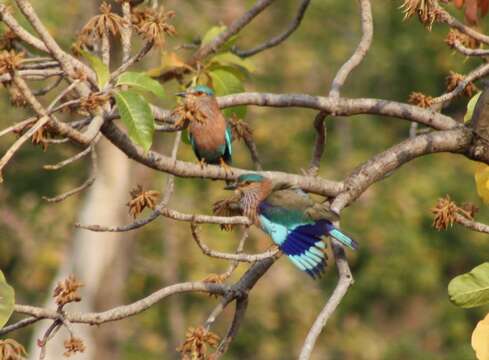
top-left (176, 85), bottom-right (232, 171)
top-left (225, 173), bottom-right (358, 278)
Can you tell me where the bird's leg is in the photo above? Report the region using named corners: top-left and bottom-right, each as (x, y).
top-left (199, 158), bottom-right (207, 169)
top-left (219, 157), bottom-right (233, 175)
top-left (173, 116), bottom-right (188, 129)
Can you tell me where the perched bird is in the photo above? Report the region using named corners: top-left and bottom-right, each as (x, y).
top-left (176, 85), bottom-right (232, 171)
top-left (225, 173), bottom-right (358, 278)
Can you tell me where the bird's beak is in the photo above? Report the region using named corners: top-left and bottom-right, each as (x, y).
top-left (176, 92), bottom-right (187, 98)
top-left (224, 182), bottom-right (238, 190)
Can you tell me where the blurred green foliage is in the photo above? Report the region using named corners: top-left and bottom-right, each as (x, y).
top-left (1, 0), bottom-right (489, 359)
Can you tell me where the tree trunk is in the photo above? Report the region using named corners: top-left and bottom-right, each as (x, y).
top-left (28, 138), bottom-right (132, 360)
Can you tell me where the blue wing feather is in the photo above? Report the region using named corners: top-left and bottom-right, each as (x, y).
top-left (258, 201), bottom-right (358, 278)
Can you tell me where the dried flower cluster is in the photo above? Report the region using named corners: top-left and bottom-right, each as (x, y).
top-left (0, 50), bottom-right (24, 75)
top-left (14, 121), bottom-right (50, 150)
top-left (63, 337), bottom-right (85, 357)
top-left (177, 326), bottom-right (220, 360)
top-left (0, 29), bottom-right (18, 51)
top-left (79, 93), bottom-right (109, 114)
top-left (132, 6), bottom-right (176, 47)
top-left (53, 275), bottom-right (83, 307)
top-left (31, 126), bottom-right (49, 151)
top-left (431, 195), bottom-right (474, 230)
top-left (408, 91), bottom-right (433, 108)
top-left (173, 102), bottom-right (207, 128)
top-left (446, 29), bottom-right (479, 50)
top-left (83, 2), bottom-right (125, 37)
top-left (127, 185), bottom-right (160, 218)
top-left (6, 83), bottom-right (27, 107)
top-left (202, 273), bottom-right (227, 285)
top-left (446, 71), bottom-right (478, 97)
top-left (0, 339), bottom-right (27, 360)
top-left (401, 0), bottom-right (442, 29)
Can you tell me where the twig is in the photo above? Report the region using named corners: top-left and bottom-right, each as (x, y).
top-left (42, 142), bottom-right (98, 203)
top-left (438, 6), bottom-right (489, 45)
top-left (220, 229), bottom-right (250, 281)
top-left (214, 296), bottom-right (249, 359)
top-left (190, 223), bottom-right (279, 263)
top-left (157, 0), bottom-right (276, 81)
top-left (452, 41), bottom-right (489, 56)
top-left (43, 145), bottom-right (91, 170)
top-left (110, 41), bottom-right (154, 81)
top-left (121, 1), bottom-right (132, 64)
top-left (233, 0), bottom-right (311, 57)
top-left (38, 319), bottom-right (62, 360)
top-left (409, 122), bottom-right (418, 139)
top-left (101, 30), bottom-right (110, 67)
top-left (0, 115), bottom-right (50, 182)
top-left (298, 238), bottom-right (353, 360)
top-left (329, 0), bottom-right (373, 98)
top-left (13, 282), bottom-right (229, 326)
top-left (0, 117), bottom-right (37, 137)
top-left (431, 62), bottom-right (489, 106)
top-left (47, 80), bottom-right (80, 111)
top-left (0, 4), bottom-right (48, 52)
top-left (308, 111), bottom-right (327, 176)
top-left (0, 317), bottom-right (43, 336)
top-left (33, 76), bottom-right (63, 96)
top-left (76, 208), bottom-right (251, 232)
top-left (455, 214), bottom-right (489, 234)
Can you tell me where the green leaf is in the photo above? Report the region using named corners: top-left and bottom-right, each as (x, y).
top-left (201, 25), bottom-right (237, 52)
top-left (117, 72), bottom-right (165, 98)
top-left (114, 90), bottom-right (155, 152)
top-left (210, 52), bottom-right (255, 74)
top-left (465, 91), bottom-right (482, 123)
top-left (0, 270), bottom-right (15, 329)
top-left (80, 50), bottom-right (110, 90)
top-left (202, 25), bottom-right (227, 45)
top-left (209, 68), bottom-right (246, 119)
top-left (448, 262), bottom-right (489, 308)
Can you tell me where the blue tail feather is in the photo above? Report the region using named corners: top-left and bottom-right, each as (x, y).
top-left (328, 228), bottom-right (359, 250)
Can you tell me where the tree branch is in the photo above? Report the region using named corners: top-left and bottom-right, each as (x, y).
top-left (233, 0), bottom-right (311, 58)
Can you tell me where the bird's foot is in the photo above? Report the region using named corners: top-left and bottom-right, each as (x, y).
top-left (219, 158), bottom-right (233, 175)
top-left (199, 158), bottom-right (207, 170)
top-left (173, 116), bottom-right (187, 129)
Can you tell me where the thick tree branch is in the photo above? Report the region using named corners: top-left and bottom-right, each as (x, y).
top-left (331, 128), bottom-right (472, 213)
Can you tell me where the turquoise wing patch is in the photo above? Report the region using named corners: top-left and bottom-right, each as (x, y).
top-left (225, 126), bottom-right (232, 157)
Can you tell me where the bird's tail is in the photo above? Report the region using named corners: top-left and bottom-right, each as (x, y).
top-left (324, 222), bottom-right (359, 250)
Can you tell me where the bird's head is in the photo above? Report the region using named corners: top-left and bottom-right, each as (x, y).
top-left (176, 85), bottom-right (215, 99)
top-left (224, 173), bottom-right (271, 196)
